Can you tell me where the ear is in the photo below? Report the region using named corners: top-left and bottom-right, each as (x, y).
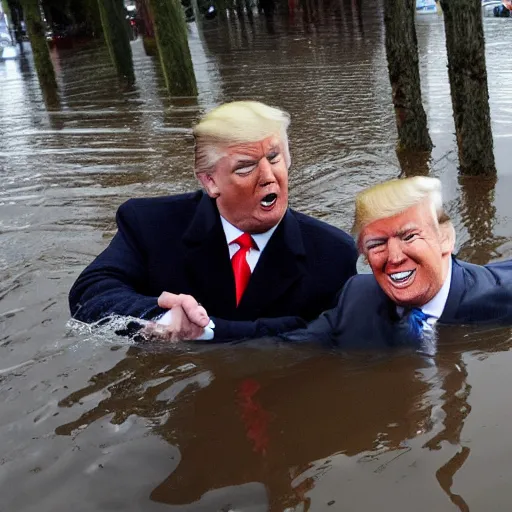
top-left (197, 172), bottom-right (220, 198)
top-left (439, 221), bottom-right (456, 256)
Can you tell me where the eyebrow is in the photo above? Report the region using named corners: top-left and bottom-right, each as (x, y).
top-left (232, 146), bottom-right (280, 165)
top-left (232, 155), bottom-right (259, 166)
top-left (362, 224), bottom-right (420, 245)
top-left (395, 224), bottom-right (419, 237)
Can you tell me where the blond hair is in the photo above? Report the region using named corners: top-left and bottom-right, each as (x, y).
top-left (353, 176), bottom-right (445, 239)
top-left (192, 101), bottom-right (291, 173)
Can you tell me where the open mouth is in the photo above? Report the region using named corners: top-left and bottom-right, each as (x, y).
top-left (260, 193), bottom-right (277, 208)
top-left (388, 269), bottom-right (416, 286)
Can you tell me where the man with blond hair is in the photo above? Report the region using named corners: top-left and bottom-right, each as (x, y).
top-left (69, 101), bottom-right (358, 339)
top-left (278, 175), bottom-right (512, 349)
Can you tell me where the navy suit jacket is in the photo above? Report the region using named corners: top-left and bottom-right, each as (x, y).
top-left (69, 191), bottom-right (358, 339)
top-left (281, 257), bottom-right (512, 348)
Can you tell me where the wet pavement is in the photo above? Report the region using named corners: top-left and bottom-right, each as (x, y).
top-left (1, 3), bottom-right (512, 510)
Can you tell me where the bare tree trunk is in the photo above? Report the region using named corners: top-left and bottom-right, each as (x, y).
top-left (97, 0), bottom-right (135, 84)
top-left (217, 0), bottom-right (229, 20)
top-left (149, 0), bottom-right (197, 96)
top-left (7, 0), bottom-right (25, 49)
top-left (1, 0), bottom-right (11, 22)
top-left (397, 148), bottom-right (430, 177)
top-left (21, 0), bottom-right (59, 104)
top-left (84, 0), bottom-right (103, 38)
top-left (235, 0), bottom-right (244, 16)
top-left (440, 0), bottom-right (495, 176)
top-left (383, 0), bottom-right (432, 151)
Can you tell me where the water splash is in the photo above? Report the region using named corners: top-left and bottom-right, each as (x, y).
top-left (66, 315), bottom-right (147, 345)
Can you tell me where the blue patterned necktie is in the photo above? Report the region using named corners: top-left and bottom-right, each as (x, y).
top-left (403, 307), bottom-right (438, 357)
top-left (406, 307), bottom-right (432, 339)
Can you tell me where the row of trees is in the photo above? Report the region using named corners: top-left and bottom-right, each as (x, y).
top-left (384, 0), bottom-right (495, 176)
top-left (3, 0), bottom-right (197, 95)
top-left (99, 0), bottom-right (197, 94)
top-left (2, 0), bottom-right (497, 176)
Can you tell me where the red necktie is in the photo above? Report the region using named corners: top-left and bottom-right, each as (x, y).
top-left (231, 233), bottom-right (256, 306)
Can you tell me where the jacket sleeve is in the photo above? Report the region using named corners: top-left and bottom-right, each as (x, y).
top-left (69, 200), bottom-right (166, 323)
top-left (210, 276), bottom-right (355, 343)
top-left (210, 315), bottom-right (308, 341)
top-left (276, 275), bottom-right (354, 344)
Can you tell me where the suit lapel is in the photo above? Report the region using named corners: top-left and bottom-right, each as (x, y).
top-left (237, 210), bottom-right (306, 317)
top-left (377, 289), bottom-right (403, 341)
top-left (439, 257), bottom-right (465, 323)
top-left (183, 193), bottom-right (236, 317)
top-left (370, 285), bottom-right (425, 348)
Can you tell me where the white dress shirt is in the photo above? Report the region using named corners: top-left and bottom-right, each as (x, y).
top-left (396, 258), bottom-right (453, 329)
top-left (220, 216), bottom-right (278, 270)
top-left (157, 216), bottom-right (279, 339)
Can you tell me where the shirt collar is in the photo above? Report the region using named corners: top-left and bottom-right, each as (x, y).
top-left (220, 216), bottom-right (279, 252)
top-left (396, 258), bottom-right (453, 320)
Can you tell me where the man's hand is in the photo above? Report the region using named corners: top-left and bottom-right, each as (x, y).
top-left (157, 292), bottom-right (210, 328)
top-left (141, 292), bottom-right (211, 343)
top-left (144, 305), bottom-right (206, 342)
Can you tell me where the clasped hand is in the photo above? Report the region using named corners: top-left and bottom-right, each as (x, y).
top-left (143, 292), bottom-right (210, 342)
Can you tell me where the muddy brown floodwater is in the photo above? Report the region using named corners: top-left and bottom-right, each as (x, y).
top-left (1, 3), bottom-right (512, 511)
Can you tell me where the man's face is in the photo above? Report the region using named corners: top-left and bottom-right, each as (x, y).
top-left (198, 135), bottom-right (289, 233)
top-left (360, 202), bottom-right (453, 307)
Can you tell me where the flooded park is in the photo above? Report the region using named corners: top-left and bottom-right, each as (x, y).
top-left (1, 1), bottom-right (512, 510)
